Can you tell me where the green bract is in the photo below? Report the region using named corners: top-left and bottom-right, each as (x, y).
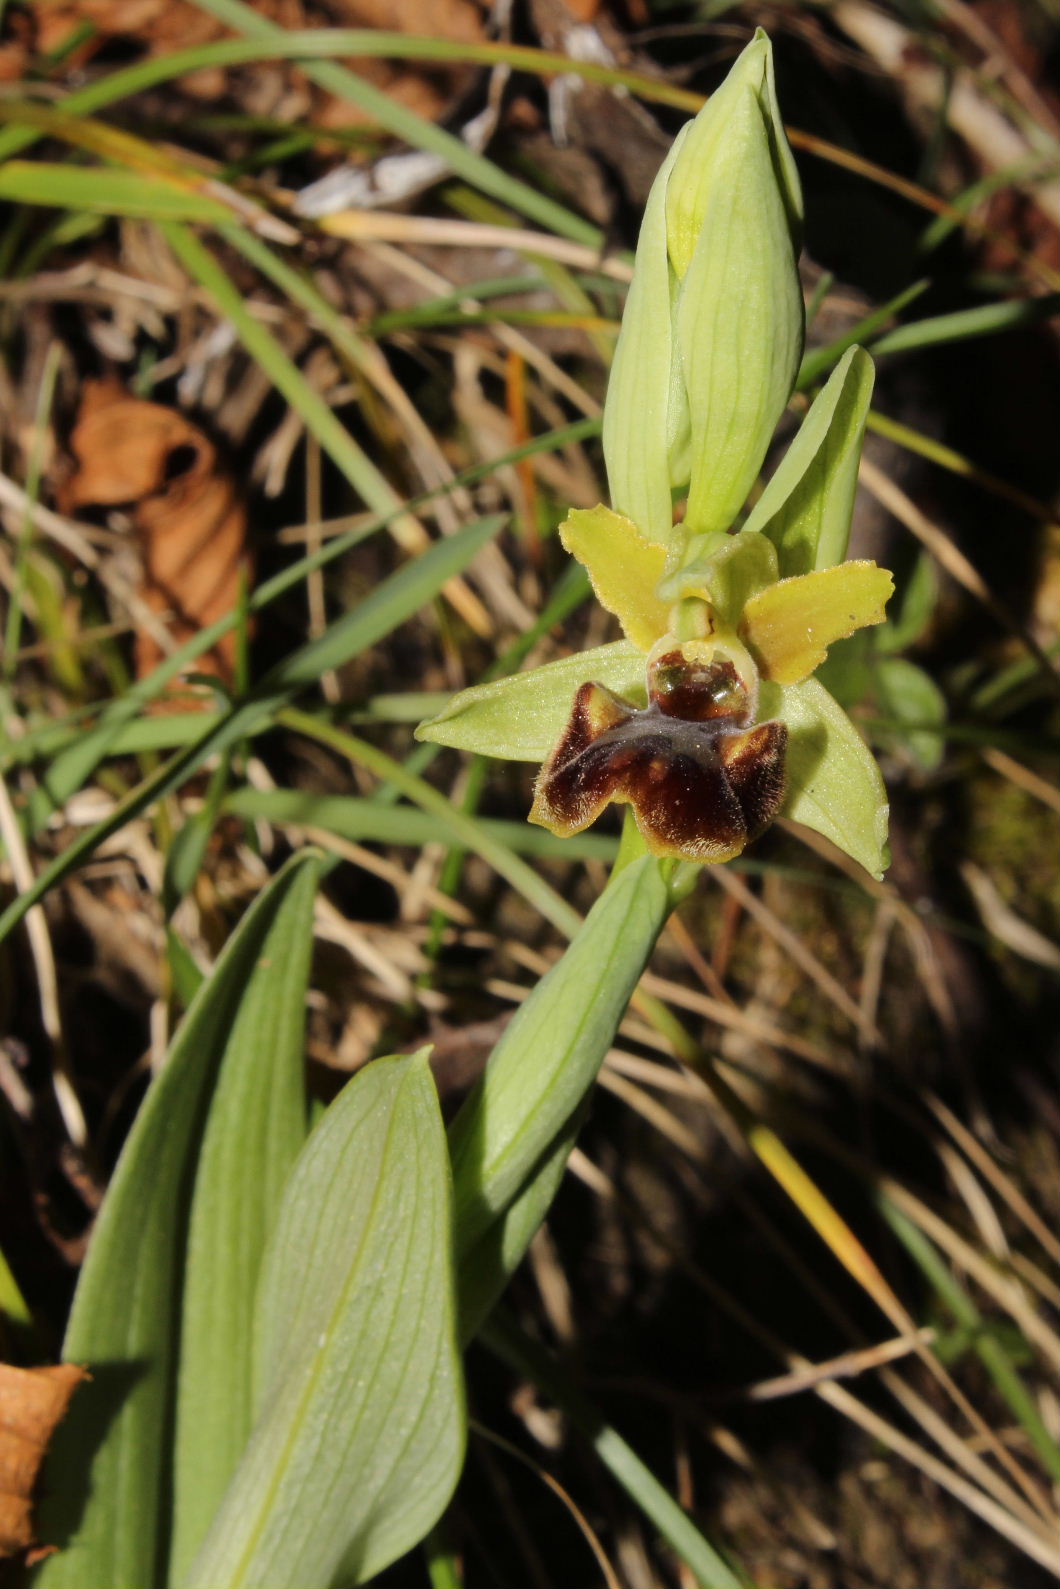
top-left (418, 32), bottom-right (894, 880)
top-left (602, 29), bottom-right (804, 546)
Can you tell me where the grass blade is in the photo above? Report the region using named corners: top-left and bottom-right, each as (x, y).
top-left (483, 1309), bottom-right (747, 1589)
top-left (223, 786), bottom-right (620, 862)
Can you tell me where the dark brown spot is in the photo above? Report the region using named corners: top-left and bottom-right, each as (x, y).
top-left (530, 665), bottom-right (788, 864)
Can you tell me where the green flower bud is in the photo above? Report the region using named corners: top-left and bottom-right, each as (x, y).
top-left (602, 30), bottom-right (804, 548)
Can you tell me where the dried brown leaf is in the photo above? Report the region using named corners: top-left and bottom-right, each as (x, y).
top-left (0, 1362), bottom-right (86, 1560)
top-left (59, 379), bottom-right (250, 690)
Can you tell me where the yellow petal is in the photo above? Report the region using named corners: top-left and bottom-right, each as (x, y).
top-left (740, 562), bottom-right (894, 685)
top-left (559, 505), bottom-right (670, 651)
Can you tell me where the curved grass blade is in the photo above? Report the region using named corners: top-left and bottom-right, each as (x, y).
top-left (184, 1053), bottom-right (464, 1589)
top-left (223, 786), bottom-right (620, 863)
top-left (0, 163), bottom-right (236, 222)
top-left (32, 852), bottom-right (320, 1589)
top-left (186, 1), bottom-right (599, 246)
top-left (160, 222), bottom-right (414, 526)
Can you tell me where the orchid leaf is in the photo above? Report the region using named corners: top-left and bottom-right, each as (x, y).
top-left (415, 641), bottom-right (645, 761)
top-left (743, 346), bottom-right (875, 575)
top-left (559, 506), bottom-right (668, 649)
top-left (33, 854), bottom-right (320, 1589)
top-left (449, 855), bottom-right (671, 1256)
top-left (741, 561), bottom-right (894, 684)
top-left (763, 676), bottom-right (890, 879)
top-left (185, 1052), bottom-right (464, 1589)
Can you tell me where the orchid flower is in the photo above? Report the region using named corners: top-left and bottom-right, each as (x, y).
top-left (419, 31), bottom-right (893, 879)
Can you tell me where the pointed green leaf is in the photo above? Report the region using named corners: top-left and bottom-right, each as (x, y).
top-left (416, 640), bottom-right (646, 761)
top-left (743, 346), bottom-right (875, 575)
top-left (167, 857), bottom-right (320, 1584)
top-left (184, 1052), bottom-right (464, 1589)
top-left (33, 853), bottom-right (321, 1589)
top-left (762, 676), bottom-right (889, 879)
top-left (450, 855), bottom-right (671, 1258)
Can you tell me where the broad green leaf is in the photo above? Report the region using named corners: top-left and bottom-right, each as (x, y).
top-left (223, 786), bottom-right (619, 862)
top-left (743, 346), bottom-right (875, 575)
top-left (450, 855), bottom-right (671, 1257)
top-left (0, 161), bottom-right (236, 221)
top-left (184, 1053), bottom-right (464, 1589)
top-left (416, 640), bottom-right (645, 761)
top-left (167, 857), bottom-right (320, 1584)
top-left (559, 506), bottom-right (668, 649)
top-left (741, 561), bottom-right (893, 683)
top-left (763, 677), bottom-right (889, 879)
top-left (33, 854), bottom-right (321, 1589)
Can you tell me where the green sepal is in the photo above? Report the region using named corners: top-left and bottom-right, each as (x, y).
top-left (763, 675), bottom-right (890, 879)
top-left (602, 31), bottom-right (803, 550)
top-left (415, 641), bottom-right (646, 762)
top-left (678, 79), bottom-right (804, 538)
top-left (602, 128), bottom-right (687, 547)
top-left (743, 346), bottom-right (875, 575)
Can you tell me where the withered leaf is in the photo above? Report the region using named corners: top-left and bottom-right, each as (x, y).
top-left (59, 379), bottom-right (250, 693)
top-left (0, 1362), bottom-right (86, 1560)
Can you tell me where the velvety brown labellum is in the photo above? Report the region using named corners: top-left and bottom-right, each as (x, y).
top-left (530, 653), bottom-right (787, 864)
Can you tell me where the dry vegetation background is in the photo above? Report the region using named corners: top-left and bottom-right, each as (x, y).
top-left (0, 1), bottom-right (1057, 1585)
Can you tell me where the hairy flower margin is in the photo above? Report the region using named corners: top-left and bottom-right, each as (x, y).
top-left (419, 31), bottom-right (894, 880)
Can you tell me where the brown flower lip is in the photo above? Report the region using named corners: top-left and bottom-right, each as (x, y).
top-left (530, 651), bottom-right (788, 863)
